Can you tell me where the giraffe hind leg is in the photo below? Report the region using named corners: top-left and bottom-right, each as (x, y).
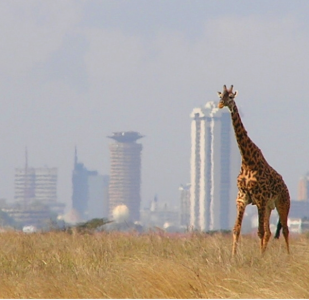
top-left (275, 193), bottom-right (290, 254)
top-left (278, 215), bottom-right (290, 254)
top-left (274, 219), bottom-right (282, 239)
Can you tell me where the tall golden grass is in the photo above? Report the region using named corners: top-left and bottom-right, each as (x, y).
top-left (0, 230), bottom-right (307, 298)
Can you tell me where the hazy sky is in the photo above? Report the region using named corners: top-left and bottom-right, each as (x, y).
top-left (1, 0), bottom-right (309, 210)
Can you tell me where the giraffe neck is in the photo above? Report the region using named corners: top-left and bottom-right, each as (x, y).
top-left (229, 104), bottom-right (260, 166)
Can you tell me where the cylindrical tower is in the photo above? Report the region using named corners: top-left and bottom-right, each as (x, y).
top-left (108, 131), bottom-right (143, 222)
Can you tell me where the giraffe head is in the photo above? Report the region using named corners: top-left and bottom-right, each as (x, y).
top-left (217, 85), bottom-right (238, 110)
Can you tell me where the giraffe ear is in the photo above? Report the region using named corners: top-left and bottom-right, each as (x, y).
top-left (217, 91), bottom-right (222, 98)
top-left (234, 90), bottom-right (238, 97)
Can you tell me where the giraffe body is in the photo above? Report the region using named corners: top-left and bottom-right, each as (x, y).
top-left (217, 85), bottom-right (290, 256)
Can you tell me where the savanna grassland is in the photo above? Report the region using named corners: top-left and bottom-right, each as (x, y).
top-left (0, 230), bottom-right (308, 298)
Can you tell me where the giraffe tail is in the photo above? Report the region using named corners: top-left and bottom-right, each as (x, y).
top-left (274, 219), bottom-right (282, 239)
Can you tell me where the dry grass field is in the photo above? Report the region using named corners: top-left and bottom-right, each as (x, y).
top-left (0, 230), bottom-right (308, 298)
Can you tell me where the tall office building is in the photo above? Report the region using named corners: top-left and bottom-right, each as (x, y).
top-left (88, 174), bottom-right (109, 220)
top-left (13, 150), bottom-right (65, 226)
top-left (108, 131), bottom-right (143, 222)
top-left (179, 183), bottom-right (190, 227)
top-left (15, 162), bottom-right (57, 205)
top-left (72, 151), bottom-right (89, 220)
top-left (298, 174), bottom-right (309, 201)
top-left (34, 168), bottom-right (57, 204)
top-left (14, 168), bottom-right (36, 204)
top-left (190, 101), bottom-right (240, 231)
top-left (72, 148), bottom-right (109, 221)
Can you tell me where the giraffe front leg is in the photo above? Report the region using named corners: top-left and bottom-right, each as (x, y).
top-left (257, 206), bottom-right (266, 254)
top-left (232, 198), bottom-right (247, 257)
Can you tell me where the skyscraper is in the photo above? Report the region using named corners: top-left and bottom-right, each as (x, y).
top-left (14, 150), bottom-right (57, 205)
top-left (71, 148), bottom-right (109, 221)
top-left (34, 168), bottom-right (57, 204)
top-left (298, 174), bottom-right (309, 201)
top-left (190, 101), bottom-right (240, 231)
top-left (88, 174), bottom-right (109, 220)
top-left (14, 168), bottom-right (35, 204)
top-left (13, 150), bottom-right (64, 225)
top-left (72, 150), bottom-right (89, 220)
top-left (108, 131), bottom-right (143, 222)
top-left (179, 183), bottom-right (190, 227)
top-left (14, 148), bottom-right (36, 205)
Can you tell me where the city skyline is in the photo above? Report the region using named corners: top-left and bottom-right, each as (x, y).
top-left (8, 107), bottom-right (309, 211)
top-left (0, 1), bottom-right (309, 211)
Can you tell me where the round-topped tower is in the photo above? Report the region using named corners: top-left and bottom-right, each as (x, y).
top-left (108, 131), bottom-right (144, 222)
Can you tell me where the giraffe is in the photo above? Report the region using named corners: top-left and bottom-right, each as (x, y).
top-left (217, 85), bottom-right (290, 256)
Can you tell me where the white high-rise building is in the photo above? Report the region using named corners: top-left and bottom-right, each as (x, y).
top-left (190, 101), bottom-right (240, 231)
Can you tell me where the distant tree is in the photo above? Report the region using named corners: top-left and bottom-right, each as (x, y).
top-left (67, 218), bottom-right (113, 234)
